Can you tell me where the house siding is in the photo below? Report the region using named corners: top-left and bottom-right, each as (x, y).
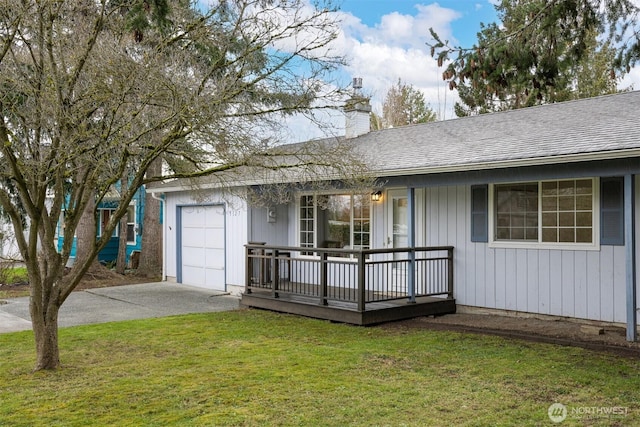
top-left (164, 190), bottom-right (248, 290)
top-left (249, 204), bottom-right (289, 246)
top-left (424, 183), bottom-right (637, 325)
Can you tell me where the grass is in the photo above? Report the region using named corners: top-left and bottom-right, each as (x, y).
top-left (0, 310), bottom-right (639, 426)
top-left (0, 266), bottom-right (29, 298)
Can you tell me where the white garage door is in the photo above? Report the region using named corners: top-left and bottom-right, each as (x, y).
top-left (180, 205), bottom-right (225, 291)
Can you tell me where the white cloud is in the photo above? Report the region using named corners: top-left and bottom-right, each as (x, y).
top-left (282, 0), bottom-right (640, 141)
top-left (620, 67), bottom-right (640, 92)
top-left (278, 2), bottom-right (465, 142)
top-left (333, 3), bottom-right (462, 120)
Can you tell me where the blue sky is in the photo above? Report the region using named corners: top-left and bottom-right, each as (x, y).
top-left (339, 0), bottom-right (499, 46)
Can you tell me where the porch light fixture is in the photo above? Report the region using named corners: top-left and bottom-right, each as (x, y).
top-left (371, 191), bottom-right (382, 202)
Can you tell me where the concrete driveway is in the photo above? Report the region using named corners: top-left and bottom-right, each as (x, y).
top-left (0, 282), bottom-right (240, 334)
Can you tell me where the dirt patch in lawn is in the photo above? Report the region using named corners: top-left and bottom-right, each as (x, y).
top-left (384, 312), bottom-right (640, 358)
top-left (0, 270), bottom-right (155, 299)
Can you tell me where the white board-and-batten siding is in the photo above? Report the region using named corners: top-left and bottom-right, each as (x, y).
top-left (423, 183), bottom-right (639, 325)
top-left (164, 191), bottom-right (248, 292)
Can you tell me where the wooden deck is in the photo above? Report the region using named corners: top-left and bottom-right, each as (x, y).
top-left (242, 244), bottom-right (456, 325)
top-left (242, 290), bottom-right (456, 325)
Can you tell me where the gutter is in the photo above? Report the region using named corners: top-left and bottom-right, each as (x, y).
top-left (379, 148), bottom-right (640, 178)
top-left (150, 191), bottom-right (167, 281)
top-left (146, 148), bottom-right (640, 193)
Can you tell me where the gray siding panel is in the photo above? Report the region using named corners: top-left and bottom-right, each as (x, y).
top-left (249, 205), bottom-right (289, 246)
top-left (494, 249), bottom-right (506, 310)
top-left (425, 184), bottom-right (634, 324)
top-left (586, 250), bottom-right (601, 320)
top-left (537, 250), bottom-right (550, 315)
top-left (574, 251), bottom-right (588, 319)
top-left (549, 251), bottom-right (563, 315)
top-left (526, 250), bottom-right (538, 314)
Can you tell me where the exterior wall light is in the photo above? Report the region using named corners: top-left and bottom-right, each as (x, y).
top-left (371, 191), bottom-right (382, 202)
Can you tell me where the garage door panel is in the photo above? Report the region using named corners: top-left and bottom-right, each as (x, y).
top-left (208, 209), bottom-right (225, 226)
top-left (182, 232), bottom-right (205, 248)
top-left (182, 266), bottom-right (206, 286)
top-left (180, 205), bottom-right (225, 291)
top-left (204, 227), bottom-right (224, 244)
top-left (204, 248), bottom-right (225, 268)
top-left (205, 269), bottom-right (225, 286)
top-left (182, 207), bottom-right (206, 226)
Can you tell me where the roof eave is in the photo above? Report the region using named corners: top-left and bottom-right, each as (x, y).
top-left (377, 148), bottom-right (640, 178)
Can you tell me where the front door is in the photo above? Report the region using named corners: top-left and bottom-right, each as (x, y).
top-left (386, 189), bottom-right (409, 293)
top-left (387, 189), bottom-right (408, 258)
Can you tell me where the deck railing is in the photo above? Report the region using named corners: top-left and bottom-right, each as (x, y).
top-left (245, 244), bottom-right (454, 311)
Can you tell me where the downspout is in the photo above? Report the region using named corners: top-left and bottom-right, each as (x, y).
top-left (625, 175), bottom-right (637, 341)
top-left (151, 191), bottom-right (167, 282)
top-left (407, 187), bottom-right (416, 303)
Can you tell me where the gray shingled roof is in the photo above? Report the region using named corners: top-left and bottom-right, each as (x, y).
top-left (351, 90), bottom-right (640, 175)
top-left (151, 91), bottom-right (640, 192)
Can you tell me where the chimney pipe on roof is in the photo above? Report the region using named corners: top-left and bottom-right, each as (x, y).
top-left (344, 77), bottom-right (371, 139)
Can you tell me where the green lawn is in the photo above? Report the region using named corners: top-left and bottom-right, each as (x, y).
top-left (0, 310), bottom-right (638, 426)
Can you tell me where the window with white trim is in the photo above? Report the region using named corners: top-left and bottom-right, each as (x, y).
top-left (98, 209), bottom-right (118, 237)
top-left (491, 178), bottom-right (596, 246)
top-left (298, 193), bottom-right (370, 256)
top-left (126, 205), bottom-right (136, 244)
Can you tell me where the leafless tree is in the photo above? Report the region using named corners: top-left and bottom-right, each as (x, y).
top-left (0, 0), bottom-right (362, 370)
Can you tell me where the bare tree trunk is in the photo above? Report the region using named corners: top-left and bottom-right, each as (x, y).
top-left (137, 158), bottom-right (162, 278)
top-left (30, 294), bottom-right (61, 370)
top-left (76, 193), bottom-right (108, 276)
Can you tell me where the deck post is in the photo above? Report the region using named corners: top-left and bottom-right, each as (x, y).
top-left (245, 246), bottom-right (252, 294)
top-left (625, 175), bottom-right (637, 341)
top-left (272, 249), bottom-right (280, 298)
top-left (407, 187), bottom-right (416, 303)
top-left (357, 251), bottom-right (366, 312)
top-left (447, 247), bottom-right (454, 298)
top-left (320, 251), bottom-right (328, 305)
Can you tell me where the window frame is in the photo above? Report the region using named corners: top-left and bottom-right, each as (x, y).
top-left (296, 192), bottom-right (371, 257)
top-left (488, 178), bottom-right (600, 251)
top-left (126, 204), bottom-right (137, 245)
top-left (98, 208), bottom-right (118, 238)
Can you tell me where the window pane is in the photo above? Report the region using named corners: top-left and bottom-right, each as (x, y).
top-left (542, 212), bottom-right (557, 227)
top-left (576, 195), bottom-right (592, 210)
top-left (538, 179), bottom-right (593, 244)
top-left (322, 195), bottom-right (350, 249)
top-left (525, 227), bottom-right (538, 240)
top-left (558, 196), bottom-right (574, 211)
top-left (127, 224), bottom-right (135, 242)
top-left (576, 179), bottom-right (592, 194)
top-left (511, 227), bottom-right (524, 240)
top-left (542, 181), bottom-right (557, 196)
top-left (576, 228), bottom-right (592, 243)
top-left (494, 183), bottom-right (538, 241)
top-left (559, 228), bottom-right (575, 242)
top-left (559, 212), bottom-right (575, 227)
top-left (558, 180), bottom-right (575, 195)
top-left (300, 195), bottom-right (315, 252)
top-left (542, 196), bottom-right (557, 211)
top-left (576, 212), bottom-right (592, 227)
top-left (299, 194), bottom-right (370, 256)
top-left (352, 194), bottom-right (370, 251)
top-left (542, 227), bottom-right (557, 242)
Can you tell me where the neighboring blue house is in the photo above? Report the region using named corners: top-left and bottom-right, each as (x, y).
top-left (57, 186), bottom-right (147, 266)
